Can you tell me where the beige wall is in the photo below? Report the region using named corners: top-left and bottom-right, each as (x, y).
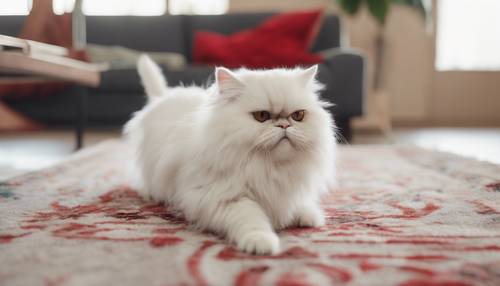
top-left (430, 72), bottom-right (500, 125)
top-left (229, 0), bottom-right (500, 126)
top-left (345, 5), bottom-right (434, 122)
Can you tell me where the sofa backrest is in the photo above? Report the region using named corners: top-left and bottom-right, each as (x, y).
top-left (313, 15), bottom-right (341, 51)
top-left (0, 15), bottom-right (187, 55)
top-left (0, 16), bottom-right (26, 37)
top-left (87, 13), bottom-right (342, 61)
top-left (0, 13), bottom-right (341, 62)
top-left (86, 16), bottom-right (186, 54)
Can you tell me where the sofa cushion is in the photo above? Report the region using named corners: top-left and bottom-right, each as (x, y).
top-left (310, 16), bottom-right (341, 52)
top-left (192, 9), bottom-right (324, 68)
top-left (96, 65), bottom-right (214, 94)
top-left (193, 31), bottom-right (323, 68)
top-left (163, 65), bottom-right (214, 87)
top-left (185, 13), bottom-right (271, 61)
top-left (86, 44), bottom-right (186, 70)
top-left (96, 68), bottom-right (143, 93)
top-left (0, 16), bottom-right (26, 36)
top-left (86, 16), bottom-right (186, 54)
top-left (4, 91), bottom-right (146, 126)
top-left (185, 13), bottom-right (340, 61)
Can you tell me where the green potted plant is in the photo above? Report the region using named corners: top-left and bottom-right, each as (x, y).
top-left (337, 0), bottom-right (427, 88)
top-left (336, 0), bottom-right (429, 133)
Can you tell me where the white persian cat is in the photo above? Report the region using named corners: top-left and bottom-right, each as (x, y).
top-left (124, 55), bottom-right (337, 255)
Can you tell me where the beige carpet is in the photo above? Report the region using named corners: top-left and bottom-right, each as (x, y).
top-left (1, 140), bottom-right (499, 285)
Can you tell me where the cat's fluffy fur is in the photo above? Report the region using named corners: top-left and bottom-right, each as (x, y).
top-left (125, 55), bottom-right (337, 254)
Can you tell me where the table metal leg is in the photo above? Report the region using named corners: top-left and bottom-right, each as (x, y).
top-left (75, 86), bottom-right (88, 150)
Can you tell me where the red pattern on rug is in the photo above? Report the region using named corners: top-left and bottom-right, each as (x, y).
top-left (0, 141), bottom-right (499, 285)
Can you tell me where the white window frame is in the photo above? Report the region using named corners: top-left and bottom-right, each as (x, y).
top-left (436, 0), bottom-right (500, 71)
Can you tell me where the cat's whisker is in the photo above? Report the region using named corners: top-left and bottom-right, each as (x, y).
top-left (286, 131), bottom-right (313, 151)
top-left (253, 130), bottom-right (279, 150)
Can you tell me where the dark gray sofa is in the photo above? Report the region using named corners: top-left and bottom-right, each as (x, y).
top-left (0, 13), bottom-right (364, 139)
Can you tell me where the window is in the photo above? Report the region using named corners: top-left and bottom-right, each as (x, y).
top-left (169, 0), bottom-right (228, 15)
top-left (53, 0), bottom-right (166, 15)
top-left (52, 0), bottom-right (73, 15)
top-left (0, 0), bottom-right (228, 16)
top-left (0, 0), bottom-right (31, 15)
top-left (436, 0), bottom-right (500, 71)
top-left (0, 0), bottom-right (166, 16)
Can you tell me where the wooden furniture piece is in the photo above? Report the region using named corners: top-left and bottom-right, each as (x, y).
top-left (0, 47), bottom-right (101, 149)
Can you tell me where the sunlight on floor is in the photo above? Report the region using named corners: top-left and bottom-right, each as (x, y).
top-left (0, 130), bottom-right (120, 179)
top-left (0, 127), bottom-right (499, 180)
top-left (396, 128), bottom-right (500, 165)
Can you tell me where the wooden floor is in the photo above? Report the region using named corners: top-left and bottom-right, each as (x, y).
top-left (0, 128), bottom-right (499, 180)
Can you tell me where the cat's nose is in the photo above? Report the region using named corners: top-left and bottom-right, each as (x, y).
top-left (276, 122), bottom-right (290, 129)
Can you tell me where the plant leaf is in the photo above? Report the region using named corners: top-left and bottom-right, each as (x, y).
top-left (367, 0), bottom-right (390, 24)
top-left (338, 0), bottom-right (363, 15)
top-left (391, 0), bottom-right (427, 17)
top-left (335, 0), bottom-right (427, 25)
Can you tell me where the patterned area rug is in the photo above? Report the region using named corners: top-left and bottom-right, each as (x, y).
top-left (1, 141), bottom-right (499, 286)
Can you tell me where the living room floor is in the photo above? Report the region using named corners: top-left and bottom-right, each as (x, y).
top-left (0, 127), bottom-right (499, 180)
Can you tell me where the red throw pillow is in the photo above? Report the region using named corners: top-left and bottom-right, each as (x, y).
top-left (193, 9), bottom-right (324, 69)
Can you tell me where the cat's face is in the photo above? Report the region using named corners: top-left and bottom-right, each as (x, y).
top-left (209, 66), bottom-right (335, 162)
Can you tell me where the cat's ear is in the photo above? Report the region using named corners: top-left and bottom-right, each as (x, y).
top-left (298, 65), bottom-right (318, 85)
top-left (215, 67), bottom-right (244, 98)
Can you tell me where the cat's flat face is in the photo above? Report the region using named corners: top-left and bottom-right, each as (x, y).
top-left (209, 67), bottom-right (334, 162)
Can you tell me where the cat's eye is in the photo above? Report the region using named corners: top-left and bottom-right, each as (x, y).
top-left (291, 110), bottom-right (305, 121)
top-left (252, 111), bottom-right (271, 122)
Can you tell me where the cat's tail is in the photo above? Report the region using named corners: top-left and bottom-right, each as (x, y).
top-left (137, 54), bottom-right (168, 100)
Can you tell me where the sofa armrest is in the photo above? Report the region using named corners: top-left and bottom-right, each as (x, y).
top-left (319, 48), bottom-right (366, 120)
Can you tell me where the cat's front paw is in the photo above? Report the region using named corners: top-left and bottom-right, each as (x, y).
top-left (237, 231), bottom-right (280, 255)
top-left (296, 207), bottom-right (325, 228)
